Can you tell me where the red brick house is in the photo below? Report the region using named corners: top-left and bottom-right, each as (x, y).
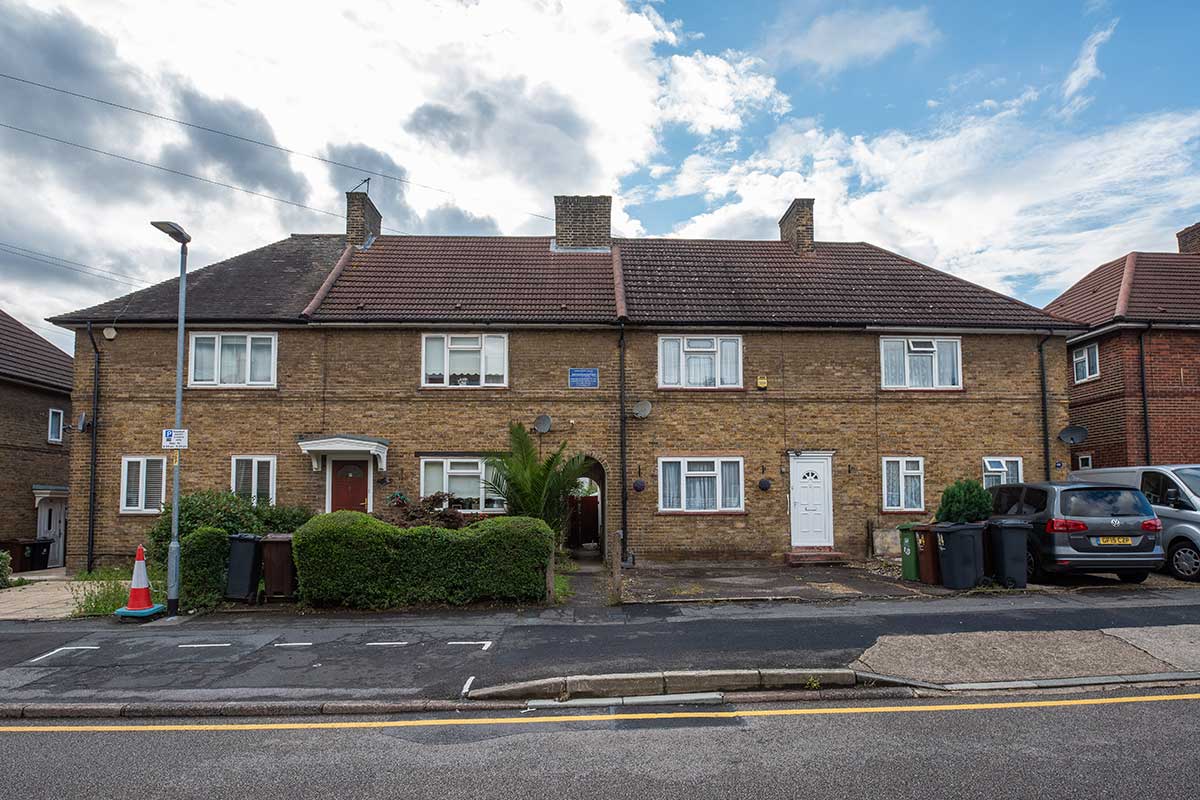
top-left (1045, 222), bottom-right (1200, 469)
top-left (0, 309), bottom-right (72, 568)
top-left (50, 193), bottom-right (1078, 571)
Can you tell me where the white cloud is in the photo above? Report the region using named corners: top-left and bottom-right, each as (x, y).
top-left (658, 50), bottom-right (790, 135)
top-left (1063, 19), bottom-right (1118, 99)
top-left (926, 99), bottom-right (940, 108)
top-left (663, 103), bottom-right (1200, 300)
top-left (766, 6), bottom-right (940, 75)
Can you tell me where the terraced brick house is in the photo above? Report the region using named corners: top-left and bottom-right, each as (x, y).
top-left (0, 308), bottom-right (73, 568)
top-left (50, 193), bottom-right (1079, 572)
top-left (1045, 221), bottom-right (1200, 469)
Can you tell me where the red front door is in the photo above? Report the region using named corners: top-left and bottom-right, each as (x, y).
top-left (331, 460), bottom-right (369, 512)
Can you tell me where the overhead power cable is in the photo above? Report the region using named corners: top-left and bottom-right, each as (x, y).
top-left (0, 121), bottom-right (411, 235)
top-left (0, 240), bottom-right (149, 285)
top-left (0, 71), bottom-right (556, 222)
top-left (0, 241), bottom-right (148, 288)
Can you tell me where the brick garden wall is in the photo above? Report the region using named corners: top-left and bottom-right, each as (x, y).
top-left (66, 326), bottom-right (1070, 570)
top-left (0, 379), bottom-right (71, 540)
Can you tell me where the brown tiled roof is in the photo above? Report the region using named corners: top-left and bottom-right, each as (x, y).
top-left (617, 239), bottom-right (1076, 329)
top-left (49, 235), bottom-right (348, 326)
top-left (311, 236), bottom-right (616, 323)
top-left (1045, 252), bottom-right (1200, 326)
top-left (0, 308), bottom-right (73, 392)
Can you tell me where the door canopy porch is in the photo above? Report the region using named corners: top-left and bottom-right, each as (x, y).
top-left (297, 435), bottom-right (389, 472)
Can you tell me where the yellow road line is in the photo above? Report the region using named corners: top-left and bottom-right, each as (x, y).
top-left (2, 692), bottom-right (1198, 734)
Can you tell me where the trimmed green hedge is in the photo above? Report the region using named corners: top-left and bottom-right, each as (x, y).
top-left (292, 511), bottom-right (554, 609)
top-left (0, 549), bottom-right (10, 589)
top-left (180, 526), bottom-right (230, 610)
top-left (149, 491), bottom-right (315, 565)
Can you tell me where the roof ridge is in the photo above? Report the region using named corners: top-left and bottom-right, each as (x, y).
top-left (302, 244), bottom-right (355, 318)
top-left (611, 244), bottom-right (628, 320)
top-left (1115, 252), bottom-right (1137, 317)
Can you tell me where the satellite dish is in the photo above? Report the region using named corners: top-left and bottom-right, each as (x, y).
top-left (632, 400), bottom-right (652, 419)
top-left (1058, 425), bottom-right (1089, 445)
top-left (532, 414), bottom-right (552, 434)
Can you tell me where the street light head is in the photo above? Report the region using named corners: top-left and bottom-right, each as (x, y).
top-left (151, 220), bottom-right (191, 244)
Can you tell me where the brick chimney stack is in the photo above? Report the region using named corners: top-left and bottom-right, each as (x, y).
top-left (779, 198), bottom-right (815, 254)
top-left (554, 195), bottom-right (611, 250)
top-left (1177, 221), bottom-right (1200, 255)
top-left (346, 191), bottom-right (382, 247)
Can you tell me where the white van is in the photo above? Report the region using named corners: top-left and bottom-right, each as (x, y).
top-left (1070, 465), bottom-right (1200, 581)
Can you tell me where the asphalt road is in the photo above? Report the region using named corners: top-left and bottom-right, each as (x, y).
top-left (3, 589), bottom-right (1200, 703)
top-left (2, 688), bottom-right (1197, 799)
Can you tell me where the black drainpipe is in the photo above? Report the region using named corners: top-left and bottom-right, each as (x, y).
top-left (1038, 334), bottom-right (1052, 480)
top-left (1139, 324), bottom-right (1152, 464)
top-left (85, 322), bottom-right (101, 572)
top-left (617, 321), bottom-right (629, 564)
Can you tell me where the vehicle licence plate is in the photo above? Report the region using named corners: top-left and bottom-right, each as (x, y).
top-left (1098, 536), bottom-right (1133, 545)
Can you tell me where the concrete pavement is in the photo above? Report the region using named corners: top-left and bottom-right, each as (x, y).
top-left (2, 688), bottom-right (1198, 799)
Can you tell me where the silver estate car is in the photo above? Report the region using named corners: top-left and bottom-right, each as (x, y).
top-left (988, 481), bottom-right (1165, 583)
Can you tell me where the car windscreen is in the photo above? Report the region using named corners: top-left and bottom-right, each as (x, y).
top-left (1061, 488), bottom-right (1153, 517)
top-left (1174, 468), bottom-right (1200, 497)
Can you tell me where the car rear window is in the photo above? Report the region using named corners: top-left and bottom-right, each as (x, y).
top-left (1060, 489), bottom-right (1153, 517)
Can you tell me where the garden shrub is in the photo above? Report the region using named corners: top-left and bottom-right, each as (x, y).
top-left (935, 479), bottom-right (994, 523)
top-left (180, 526), bottom-right (230, 610)
top-left (0, 549), bottom-right (10, 588)
top-left (149, 491), bottom-right (261, 565)
top-left (377, 491), bottom-right (467, 530)
top-left (292, 511), bottom-right (554, 609)
top-left (254, 503), bottom-right (316, 534)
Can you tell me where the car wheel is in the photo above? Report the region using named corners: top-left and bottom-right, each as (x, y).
top-left (1026, 546), bottom-right (1046, 583)
top-left (1168, 541), bottom-right (1200, 582)
top-left (1118, 570), bottom-right (1149, 584)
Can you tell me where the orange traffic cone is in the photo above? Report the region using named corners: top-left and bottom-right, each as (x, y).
top-left (114, 545), bottom-right (165, 619)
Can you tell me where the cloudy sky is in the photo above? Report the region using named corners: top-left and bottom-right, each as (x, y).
top-left (2, 0), bottom-right (1198, 355)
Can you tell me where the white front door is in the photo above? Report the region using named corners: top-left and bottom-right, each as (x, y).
top-left (789, 454), bottom-right (833, 547)
top-left (37, 498), bottom-right (66, 568)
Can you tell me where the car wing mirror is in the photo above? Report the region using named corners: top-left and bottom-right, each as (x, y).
top-left (1166, 487), bottom-right (1180, 507)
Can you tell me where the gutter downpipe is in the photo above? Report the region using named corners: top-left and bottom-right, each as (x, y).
top-left (85, 322), bottom-right (101, 572)
top-left (618, 321), bottom-right (629, 564)
top-left (1038, 333), bottom-right (1052, 481)
top-left (1139, 324), bottom-right (1152, 464)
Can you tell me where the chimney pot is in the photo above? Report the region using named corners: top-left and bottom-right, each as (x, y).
top-left (346, 191), bottom-right (382, 247)
top-left (1177, 221), bottom-right (1200, 255)
top-left (779, 198), bottom-right (815, 253)
top-left (554, 195), bottom-right (611, 250)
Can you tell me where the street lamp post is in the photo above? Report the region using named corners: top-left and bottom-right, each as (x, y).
top-left (152, 220), bottom-right (191, 617)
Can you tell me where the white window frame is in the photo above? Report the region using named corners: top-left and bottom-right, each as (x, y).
top-left (982, 456), bottom-right (1023, 488)
top-left (421, 333), bottom-right (509, 388)
top-left (188, 332), bottom-right (278, 388)
top-left (120, 456), bottom-right (167, 514)
top-left (1077, 454), bottom-right (1093, 470)
top-left (230, 455), bottom-right (277, 507)
top-left (657, 335), bottom-right (743, 389)
top-left (879, 336), bottom-right (962, 390)
top-left (657, 456), bottom-right (745, 513)
top-left (418, 457), bottom-right (506, 513)
top-left (47, 408), bottom-right (64, 443)
top-left (882, 456), bottom-right (925, 512)
top-left (1072, 342), bottom-right (1100, 384)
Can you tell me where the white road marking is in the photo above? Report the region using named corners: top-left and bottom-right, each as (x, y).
top-left (27, 646), bottom-right (99, 663)
top-left (364, 641), bottom-right (409, 647)
top-left (461, 676), bottom-right (476, 697)
top-left (448, 641), bottom-right (493, 651)
top-left (178, 643), bottom-right (231, 648)
top-left (273, 642), bottom-right (313, 648)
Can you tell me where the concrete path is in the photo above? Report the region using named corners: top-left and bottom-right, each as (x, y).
top-left (0, 581), bottom-right (74, 620)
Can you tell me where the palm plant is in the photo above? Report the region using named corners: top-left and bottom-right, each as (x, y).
top-left (484, 422), bottom-right (590, 543)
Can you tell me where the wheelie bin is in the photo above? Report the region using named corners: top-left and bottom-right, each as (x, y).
top-left (936, 522), bottom-right (986, 589)
top-left (224, 533), bottom-right (262, 603)
top-left (260, 533), bottom-right (297, 602)
top-left (914, 524), bottom-right (941, 585)
top-left (988, 519), bottom-right (1030, 589)
top-left (898, 523), bottom-right (920, 581)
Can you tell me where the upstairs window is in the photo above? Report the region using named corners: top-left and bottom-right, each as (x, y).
top-left (420, 457), bottom-right (505, 512)
top-left (422, 334), bottom-right (508, 387)
top-left (882, 457), bottom-right (925, 511)
top-left (983, 457), bottom-right (1022, 488)
top-left (48, 408), bottom-right (64, 443)
top-left (190, 333), bottom-right (276, 387)
top-left (121, 456), bottom-right (166, 514)
top-left (658, 335), bottom-right (742, 388)
top-left (658, 457), bottom-right (744, 512)
top-left (1073, 343), bottom-right (1099, 383)
top-left (231, 456), bottom-right (276, 506)
top-left (881, 337), bottom-right (961, 389)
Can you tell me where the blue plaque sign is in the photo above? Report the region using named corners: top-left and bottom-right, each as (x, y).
top-left (568, 368), bottom-right (599, 389)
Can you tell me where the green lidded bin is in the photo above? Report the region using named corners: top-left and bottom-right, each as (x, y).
top-left (898, 523), bottom-right (920, 581)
